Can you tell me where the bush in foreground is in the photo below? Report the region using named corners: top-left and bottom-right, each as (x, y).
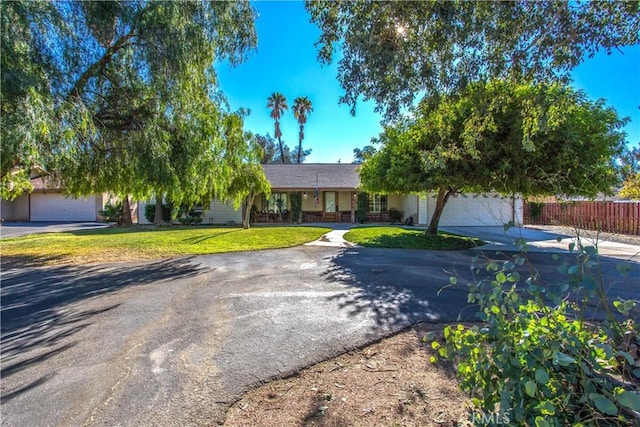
top-left (431, 231), bottom-right (640, 426)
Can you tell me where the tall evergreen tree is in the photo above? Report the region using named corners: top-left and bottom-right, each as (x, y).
top-left (267, 92), bottom-right (288, 164)
top-left (292, 96), bottom-right (313, 163)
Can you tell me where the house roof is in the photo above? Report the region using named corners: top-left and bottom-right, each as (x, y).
top-left (261, 163), bottom-right (360, 190)
top-left (30, 175), bottom-right (60, 191)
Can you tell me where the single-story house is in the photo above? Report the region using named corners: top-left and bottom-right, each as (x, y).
top-left (2, 164), bottom-right (523, 226)
top-left (250, 163), bottom-right (523, 226)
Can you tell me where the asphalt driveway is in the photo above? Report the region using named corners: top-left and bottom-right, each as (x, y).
top-left (1, 230), bottom-right (638, 426)
top-left (0, 222), bottom-right (108, 239)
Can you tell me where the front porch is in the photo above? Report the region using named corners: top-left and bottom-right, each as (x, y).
top-left (252, 190), bottom-right (357, 224)
top-left (251, 190), bottom-right (412, 224)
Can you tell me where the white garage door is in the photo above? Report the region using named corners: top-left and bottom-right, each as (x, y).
top-left (421, 193), bottom-right (515, 226)
top-left (30, 193), bottom-right (97, 222)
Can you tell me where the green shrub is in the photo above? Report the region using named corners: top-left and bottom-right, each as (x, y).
top-left (356, 192), bottom-right (369, 223)
top-left (144, 203), bottom-right (173, 223)
top-left (529, 201), bottom-right (544, 221)
top-left (99, 202), bottom-right (122, 223)
top-left (388, 207), bottom-right (404, 223)
top-left (432, 232), bottom-right (640, 425)
top-left (290, 192), bottom-right (302, 223)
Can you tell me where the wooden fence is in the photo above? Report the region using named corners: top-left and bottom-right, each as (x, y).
top-left (524, 201), bottom-right (640, 235)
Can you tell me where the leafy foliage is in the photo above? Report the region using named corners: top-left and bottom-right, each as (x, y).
top-left (255, 133), bottom-right (311, 164)
top-left (144, 204), bottom-right (173, 224)
top-left (352, 145), bottom-right (377, 164)
top-left (1, 1), bottom-right (260, 215)
top-left (267, 92), bottom-right (288, 163)
top-left (432, 237), bottom-right (640, 425)
top-left (306, 0), bottom-right (640, 120)
top-left (293, 97), bottom-right (313, 164)
top-left (619, 148), bottom-right (640, 200)
top-left (290, 192), bottom-right (302, 223)
top-left (99, 202), bottom-right (123, 223)
top-left (387, 208), bottom-right (403, 223)
top-left (360, 80), bottom-right (628, 234)
top-left (356, 192), bottom-right (370, 223)
top-left (619, 174), bottom-right (640, 200)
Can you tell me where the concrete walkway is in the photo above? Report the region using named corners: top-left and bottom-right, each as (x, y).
top-left (304, 224), bottom-right (640, 261)
top-left (304, 229), bottom-right (352, 247)
top-left (441, 226), bottom-right (640, 261)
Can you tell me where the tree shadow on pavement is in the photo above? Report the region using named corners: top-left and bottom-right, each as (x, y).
top-left (321, 247), bottom-right (478, 334)
top-left (321, 246), bottom-right (640, 336)
top-left (0, 258), bottom-right (207, 384)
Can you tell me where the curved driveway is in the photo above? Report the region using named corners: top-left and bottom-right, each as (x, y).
top-left (1, 235), bottom-right (638, 426)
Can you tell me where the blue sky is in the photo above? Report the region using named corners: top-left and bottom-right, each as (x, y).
top-left (217, 1), bottom-right (640, 163)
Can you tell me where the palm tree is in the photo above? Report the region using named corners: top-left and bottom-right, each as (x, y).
top-left (267, 92), bottom-right (288, 163)
top-left (293, 96), bottom-right (313, 163)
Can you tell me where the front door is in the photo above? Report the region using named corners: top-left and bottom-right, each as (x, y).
top-left (324, 191), bottom-right (337, 221)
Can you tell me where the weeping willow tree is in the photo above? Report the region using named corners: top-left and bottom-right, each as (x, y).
top-left (1, 1), bottom-right (259, 224)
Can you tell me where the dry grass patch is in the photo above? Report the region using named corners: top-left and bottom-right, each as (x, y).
top-left (225, 324), bottom-right (470, 427)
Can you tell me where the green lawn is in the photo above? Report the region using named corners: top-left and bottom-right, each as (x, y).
top-left (344, 226), bottom-right (484, 250)
top-left (0, 226), bottom-right (330, 266)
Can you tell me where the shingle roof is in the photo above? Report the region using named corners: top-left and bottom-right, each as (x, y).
top-left (261, 163), bottom-right (360, 190)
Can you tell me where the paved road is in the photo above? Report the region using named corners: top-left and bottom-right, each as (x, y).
top-left (2, 238), bottom-right (638, 426)
top-left (0, 222), bottom-right (108, 239)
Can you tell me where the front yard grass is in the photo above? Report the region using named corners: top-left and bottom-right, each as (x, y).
top-left (0, 226), bottom-right (330, 267)
top-left (344, 226), bottom-right (484, 250)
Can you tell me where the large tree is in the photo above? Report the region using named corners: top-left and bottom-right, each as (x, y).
top-left (267, 92), bottom-right (288, 163)
top-left (1, 1), bottom-right (258, 224)
top-left (255, 133), bottom-right (310, 164)
top-left (352, 145), bottom-right (376, 164)
top-left (360, 80), bottom-right (628, 234)
top-left (619, 147), bottom-right (640, 200)
top-left (306, 1), bottom-right (639, 121)
top-left (1, 1), bottom-right (60, 199)
top-left (292, 96), bottom-right (313, 163)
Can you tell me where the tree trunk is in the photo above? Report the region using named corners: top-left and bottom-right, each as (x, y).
top-left (121, 195), bottom-right (133, 226)
top-left (275, 119), bottom-right (285, 164)
top-left (297, 125), bottom-right (303, 163)
top-left (426, 187), bottom-right (456, 235)
top-left (243, 193), bottom-right (255, 229)
top-left (154, 193), bottom-right (164, 225)
top-left (277, 137), bottom-right (285, 164)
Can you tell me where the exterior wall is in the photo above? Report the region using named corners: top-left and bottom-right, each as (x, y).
top-left (418, 196), bottom-right (429, 225)
top-left (1, 195), bottom-right (29, 221)
top-left (402, 195), bottom-right (419, 223)
top-left (253, 196), bottom-right (265, 212)
top-left (139, 198), bottom-right (243, 225)
top-left (337, 191), bottom-right (351, 212)
top-left (417, 192), bottom-right (523, 227)
top-left (137, 200), bottom-right (152, 224)
top-left (386, 194), bottom-right (405, 211)
top-left (206, 199), bottom-right (242, 224)
top-left (301, 193), bottom-right (322, 212)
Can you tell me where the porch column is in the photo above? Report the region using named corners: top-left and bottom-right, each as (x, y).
top-left (350, 192), bottom-right (356, 223)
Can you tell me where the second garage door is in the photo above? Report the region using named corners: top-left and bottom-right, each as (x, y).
top-left (30, 193), bottom-right (98, 222)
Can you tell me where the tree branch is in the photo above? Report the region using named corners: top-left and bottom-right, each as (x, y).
top-left (66, 32), bottom-right (137, 102)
